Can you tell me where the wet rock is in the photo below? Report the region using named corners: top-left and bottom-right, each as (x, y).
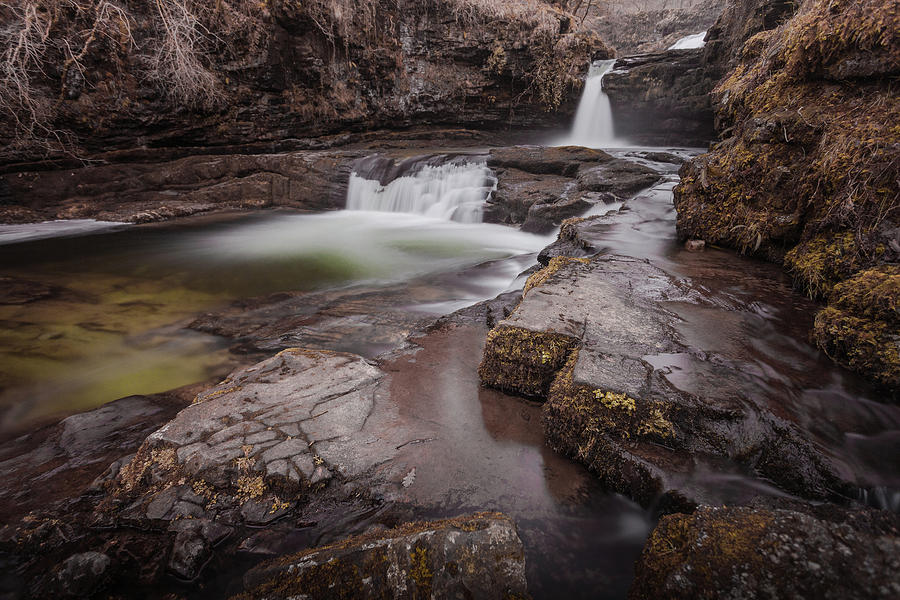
top-left (630, 504), bottom-right (900, 600)
top-left (488, 145), bottom-right (614, 177)
top-left (576, 161), bottom-right (661, 197)
top-left (0, 390), bottom-right (192, 523)
top-left (536, 216), bottom-right (612, 264)
top-left (51, 551), bottom-right (111, 597)
top-left (0, 276), bottom-right (63, 304)
top-left (479, 254), bottom-right (851, 508)
top-left (188, 284), bottom-right (436, 358)
top-left (235, 512), bottom-right (528, 600)
top-left (0, 150), bottom-right (363, 224)
top-left (104, 349), bottom-right (392, 527)
top-left (684, 239), bottom-right (705, 252)
top-left (484, 146), bottom-right (659, 229)
top-left (168, 530), bottom-right (210, 581)
top-left (483, 168), bottom-right (573, 226)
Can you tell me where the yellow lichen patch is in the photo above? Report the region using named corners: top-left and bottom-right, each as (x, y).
top-left (548, 351), bottom-right (676, 443)
top-left (236, 475), bottom-right (266, 501)
top-left (594, 389), bottom-right (636, 413)
top-left (408, 547), bottom-right (433, 595)
top-left (524, 256), bottom-right (590, 296)
top-left (112, 444), bottom-right (179, 494)
top-left (636, 407), bottom-right (676, 439)
top-left (193, 385), bottom-right (242, 404)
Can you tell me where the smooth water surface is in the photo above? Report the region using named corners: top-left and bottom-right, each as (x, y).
top-left (0, 210), bottom-right (550, 434)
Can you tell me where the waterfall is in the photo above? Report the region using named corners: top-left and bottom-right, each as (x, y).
top-left (562, 59), bottom-right (618, 148)
top-left (346, 156), bottom-right (496, 223)
top-left (668, 31), bottom-right (707, 50)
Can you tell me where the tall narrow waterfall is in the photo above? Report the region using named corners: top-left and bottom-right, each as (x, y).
top-left (564, 59), bottom-right (618, 148)
top-left (346, 156), bottom-right (496, 223)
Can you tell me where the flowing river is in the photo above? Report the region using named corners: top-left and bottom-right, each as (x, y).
top-left (1, 58), bottom-right (898, 599)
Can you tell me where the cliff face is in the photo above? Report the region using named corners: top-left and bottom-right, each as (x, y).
top-left (674, 0), bottom-right (899, 392)
top-left (0, 0), bottom-right (609, 164)
top-left (604, 49), bottom-right (718, 146)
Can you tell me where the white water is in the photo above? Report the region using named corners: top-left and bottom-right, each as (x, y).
top-left (668, 31), bottom-right (707, 50)
top-left (346, 161), bottom-right (496, 223)
top-left (557, 59), bottom-right (619, 148)
top-left (0, 219), bottom-right (129, 245)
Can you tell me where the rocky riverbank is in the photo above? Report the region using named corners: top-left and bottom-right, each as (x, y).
top-left (673, 0), bottom-right (900, 392)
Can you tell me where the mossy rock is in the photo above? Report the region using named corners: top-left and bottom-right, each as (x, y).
top-left (630, 504), bottom-right (900, 600)
top-left (813, 265), bottom-right (900, 393)
top-left (234, 512), bottom-right (530, 600)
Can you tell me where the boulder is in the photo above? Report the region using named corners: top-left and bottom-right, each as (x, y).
top-left (484, 146), bottom-right (659, 230)
top-left (630, 504), bottom-right (900, 599)
top-left (234, 512), bottom-right (528, 600)
top-left (104, 349), bottom-right (390, 525)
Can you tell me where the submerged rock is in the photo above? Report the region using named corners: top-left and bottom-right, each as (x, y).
top-left (234, 512), bottom-right (529, 600)
top-left (48, 551), bottom-right (112, 598)
top-left (630, 504), bottom-right (900, 599)
top-left (479, 254), bottom-right (851, 508)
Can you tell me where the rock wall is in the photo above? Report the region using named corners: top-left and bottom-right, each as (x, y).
top-left (673, 0), bottom-right (900, 392)
top-left (0, 0), bottom-right (610, 165)
top-left (604, 49), bottom-right (718, 146)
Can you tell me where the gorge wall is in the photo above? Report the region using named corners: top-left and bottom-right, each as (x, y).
top-left (0, 0), bottom-right (609, 165)
top-left (674, 0), bottom-right (900, 392)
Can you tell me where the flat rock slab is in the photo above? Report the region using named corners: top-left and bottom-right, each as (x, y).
top-left (235, 512), bottom-right (528, 600)
top-left (106, 349), bottom-right (400, 525)
top-left (479, 254), bottom-right (851, 509)
top-left (630, 503), bottom-right (900, 600)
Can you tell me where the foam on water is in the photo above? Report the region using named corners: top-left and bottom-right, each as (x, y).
top-left (346, 160), bottom-right (496, 223)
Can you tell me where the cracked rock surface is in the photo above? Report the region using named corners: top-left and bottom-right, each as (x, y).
top-left (104, 348), bottom-right (397, 526)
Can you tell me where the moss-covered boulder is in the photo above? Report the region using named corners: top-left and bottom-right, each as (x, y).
top-left (234, 512), bottom-right (529, 600)
top-left (672, 0), bottom-right (900, 391)
top-left (630, 504), bottom-right (900, 599)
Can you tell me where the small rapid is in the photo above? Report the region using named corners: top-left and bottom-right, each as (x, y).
top-left (668, 31), bottom-right (707, 50)
top-left (346, 156), bottom-right (496, 223)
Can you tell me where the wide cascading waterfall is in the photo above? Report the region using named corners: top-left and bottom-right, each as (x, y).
top-left (563, 59), bottom-right (618, 148)
top-left (346, 155), bottom-right (497, 223)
